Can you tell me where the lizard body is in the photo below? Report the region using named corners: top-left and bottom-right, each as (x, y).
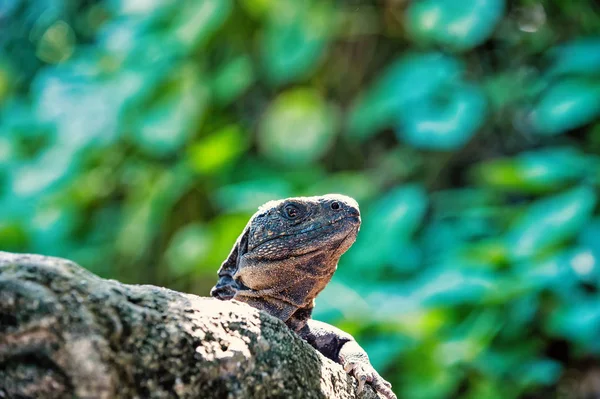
top-left (211, 194), bottom-right (396, 399)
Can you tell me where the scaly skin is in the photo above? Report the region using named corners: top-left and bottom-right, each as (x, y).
top-left (211, 194), bottom-right (396, 399)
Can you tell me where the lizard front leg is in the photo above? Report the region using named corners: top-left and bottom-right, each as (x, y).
top-left (298, 320), bottom-right (397, 399)
top-left (210, 226), bottom-right (249, 300)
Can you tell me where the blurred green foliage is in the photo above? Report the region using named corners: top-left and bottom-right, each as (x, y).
top-left (2, 0), bottom-right (600, 397)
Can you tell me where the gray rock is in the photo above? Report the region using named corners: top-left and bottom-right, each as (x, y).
top-left (0, 252), bottom-right (381, 398)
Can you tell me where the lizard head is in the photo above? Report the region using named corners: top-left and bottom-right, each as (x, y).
top-left (246, 193), bottom-right (361, 260)
top-left (211, 194), bottom-right (361, 313)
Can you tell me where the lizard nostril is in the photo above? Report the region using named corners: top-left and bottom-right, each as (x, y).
top-left (348, 207), bottom-right (360, 217)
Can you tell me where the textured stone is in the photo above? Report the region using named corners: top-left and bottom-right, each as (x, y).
top-left (0, 252), bottom-right (381, 399)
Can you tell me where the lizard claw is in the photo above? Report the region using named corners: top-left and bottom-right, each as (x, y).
top-left (344, 362), bottom-right (354, 373)
top-left (342, 360), bottom-right (397, 399)
top-left (210, 277), bottom-right (237, 300)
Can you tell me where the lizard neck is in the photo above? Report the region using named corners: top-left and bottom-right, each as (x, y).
top-left (233, 251), bottom-right (338, 323)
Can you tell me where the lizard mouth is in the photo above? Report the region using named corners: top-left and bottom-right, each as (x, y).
top-left (250, 215), bottom-right (360, 251)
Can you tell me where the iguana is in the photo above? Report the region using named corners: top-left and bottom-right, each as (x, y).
top-left (211, 194), bottom-right (396, 399)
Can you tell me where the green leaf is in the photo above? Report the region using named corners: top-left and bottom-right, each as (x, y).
top-left (515, 247), bottom-right (598, 294)
top-left (547, 37), bottom-right (600, 78)
top-left (260, 1), bottom-right (333, 85)
top-left (211, 56), bottom-right (254, 105)
top-left (28, 202), bottom-right (77, 256)
top-left (579, 218), bottom-right (600, 262)
top-left (472, 147), bottom-right (594, 193)
top-left (345, 185), bottom-right (429, 274)
top-left (134, 66), bottom-right (209, 157)
top-left (34, 66), bottom-right (124, 148)
top-left (517, 359), bottom-right (563, 386)
top-left (173, 0), bottom-right (232, 48)
top-left (9, 147), bottom-right (78, 200)
top-left (0, 221), bottom-right (29, 252)
top-left (530, 78), bottom-right (600, 136)
top-left (348, 52), bottom-right (463, 140)
top-left (35, 21), bottom-right (76, 64)
top-left (414, 267), bottom-right (497, 307)
top-left (258, 88), bottom-right (339, 165)
top-left (548, 299), bottom-right (600, 348)
top-left (406, 0), bottom-right (506, 51)
top-left (186, 125), bottom-right (249, 175)
top-left (506, 186), bottom-right (597, 260)
top-left (116, 165), bottom-right (194, 260)
top-left (165, 223), bottom-right (214, 276)
top-left (397, 82), bottom-right (487, 150)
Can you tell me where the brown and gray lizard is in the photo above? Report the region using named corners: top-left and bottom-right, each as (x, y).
top-left (210, 194), bottom-right (397, 399)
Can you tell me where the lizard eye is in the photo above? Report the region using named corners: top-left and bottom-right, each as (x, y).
top-left (330, 201), bottom-right (341, 210)
top-left (283, 204), bottom-right (300, 219)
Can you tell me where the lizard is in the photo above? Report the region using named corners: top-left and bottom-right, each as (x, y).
top-left (210, 194), bottom-right (397, 399)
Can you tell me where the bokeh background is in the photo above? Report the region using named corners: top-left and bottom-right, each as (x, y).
top-left (2, 0), bottom-right (600, 397)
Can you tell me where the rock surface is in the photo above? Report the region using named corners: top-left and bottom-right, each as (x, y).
top-left (0, 252), bottom-right (381, 399)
